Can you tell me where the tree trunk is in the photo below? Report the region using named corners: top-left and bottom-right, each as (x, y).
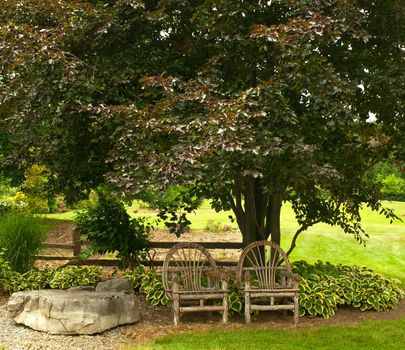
top-left (269, 194), bottom-right (282, 246)
top-left (230, 176), bottom-right (283, 247)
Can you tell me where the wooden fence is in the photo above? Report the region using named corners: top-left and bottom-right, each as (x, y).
top-left (36, 229), bottom-right (243, 267)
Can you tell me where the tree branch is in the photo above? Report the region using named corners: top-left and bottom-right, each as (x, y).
top-left (285, 220), bottom-right (321, 256)
top-left (233, 177), bottom-right (244, 216)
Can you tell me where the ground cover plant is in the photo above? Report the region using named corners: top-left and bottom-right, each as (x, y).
top-left (130, 319), bottom-right (405, 350)
top-left (293, 261), bottom-right (403, 318)
top-left (0, 251), bottom-right (101, 293)
top-left (124, 266), bottom-right (170, 307)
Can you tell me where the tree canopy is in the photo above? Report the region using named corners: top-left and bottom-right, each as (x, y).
top-left (1, 0), bottom-right (403, 249)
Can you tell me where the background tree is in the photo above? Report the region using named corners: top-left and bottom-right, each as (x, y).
top-left (366, 162), bottom-right (405, 202)
top-left (1, 1), bottom-right (403, 251)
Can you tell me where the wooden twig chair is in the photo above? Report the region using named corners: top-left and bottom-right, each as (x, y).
top-left (236, 240), bottom-right (300, 324)
top-left (162, 242), bottom-right (229, 325)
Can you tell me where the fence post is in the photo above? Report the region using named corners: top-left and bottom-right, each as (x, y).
top-left (72, 228), bottom-right (81, 257)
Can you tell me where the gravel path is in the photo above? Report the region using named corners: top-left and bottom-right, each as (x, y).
top-left (0, 297), bottom-right (134, 350)
top-left (0, 292), bottom-right (173, 350)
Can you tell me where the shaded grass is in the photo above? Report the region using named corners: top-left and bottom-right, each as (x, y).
top-left (131, 319), bottom-right (405, 350)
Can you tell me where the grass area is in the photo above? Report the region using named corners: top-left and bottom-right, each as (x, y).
top-left (45, 200), bottom-right (405, 284)
top-left (130, 319), bottom-right (405, 350)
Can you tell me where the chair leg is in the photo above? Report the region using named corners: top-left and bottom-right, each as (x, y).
top-left (222, 279), bottom-right (228, 323)
top-left (293, 293), bottom-right (299, 325)
top-left (173, 293), bottom-right (180, 326)
top-left (245, 292), bottom-right (251, 323)
top-left (223, 296), bottom-right (228, 323)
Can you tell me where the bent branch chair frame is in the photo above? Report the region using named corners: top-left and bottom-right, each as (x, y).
top-left (162, 242), bottom-right (229, 325)
top-left (236, 240), bottom-right (300, 324)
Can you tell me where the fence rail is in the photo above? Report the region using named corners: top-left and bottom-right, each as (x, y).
top-left (37, 230), bottom-right (243, 267)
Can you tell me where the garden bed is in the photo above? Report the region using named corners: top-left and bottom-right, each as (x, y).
top-left (2, 219), bottom-right (398, 349)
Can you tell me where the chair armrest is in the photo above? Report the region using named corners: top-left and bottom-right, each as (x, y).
top-left (204, 269), bottom-right (232, 282)
top-left (204, 269), bottom-right (223, 281)
top-left (280, 270), bottom-right (301, 282)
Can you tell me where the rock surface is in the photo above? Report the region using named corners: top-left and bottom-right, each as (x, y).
top-left (95, 278), bottom-right (132, 293)
top-left (7, 288), bottom-right (140, 335)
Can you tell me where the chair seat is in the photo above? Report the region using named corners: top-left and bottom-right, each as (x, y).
top-left (242, 287), bottom-right (299, 293)
top-left (172, 289), bottom-right (228, 295)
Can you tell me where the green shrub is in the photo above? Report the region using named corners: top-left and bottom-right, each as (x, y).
top-left (0, 211), bottom-right (46, 272)
top-left (204, 220), bottom-right (222, 232)
top-left (380, 174), bottom-right (405, 201)
top-left (293, 261), bottom-right (404, 318)
top-left (0, 177), bottom-right (18, 200)
top-left (22, 164), bottom-right (54, 213)
top-left (124, 266), bottom-right (170, 306)
top-left (75, 191), bottom-right (150, 268)
top-left (71, 190), bottom-right (98, 209)
top-left (4, 191), bottom-right (27, 210)
top-left (48, 266), bottom-right (101, 289)
top-left (365, 162), bottom-right (405, 201)
top-left (223, 261), bottom-right (403, 319)
top-left (0, 249), bottom-right (12, 278)
top-left (122, 261), bottom-right (403, 319)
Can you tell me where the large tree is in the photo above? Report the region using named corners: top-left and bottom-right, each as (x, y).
top-left (1, 1), bottom-right (403, 250)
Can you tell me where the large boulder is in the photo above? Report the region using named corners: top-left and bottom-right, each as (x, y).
top-left (95, 278), bottom-right (132, 293)
top-left (7, 287), bottom-right (140, 335)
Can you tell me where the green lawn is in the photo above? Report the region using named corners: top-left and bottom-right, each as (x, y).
top-left (46, 200), bottom-right (405, 284)
top-left (130, 319), bottom-right (405, 350)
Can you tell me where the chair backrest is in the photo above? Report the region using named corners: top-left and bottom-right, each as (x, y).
top-left (236, 240), bottom-right (293, 290)
top-left (162, 242), bottom-right (219, 293)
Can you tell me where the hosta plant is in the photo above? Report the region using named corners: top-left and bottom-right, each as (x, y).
top-left (124, 266), bottom-right (170, 306)
top-left (48, 266), bottom-right (101, 289)
top-left (227, 280), bottom-right (243, 314)
top-left (1, 268), bottom-right (53, 293)
top-left (0, 251), bottom-right (102, 293)
top-left (293, 260), bottom-right (403, 318)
